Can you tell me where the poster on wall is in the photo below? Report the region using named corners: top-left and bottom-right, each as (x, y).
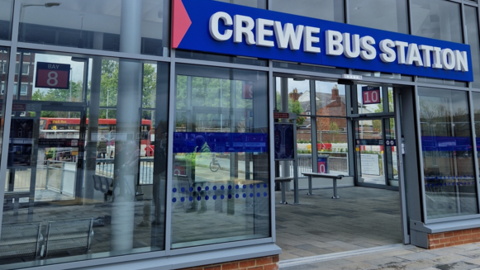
top-left (274, 123), bottom-right (294, 160)
top-left (360, 153), bottom-right (380, 175)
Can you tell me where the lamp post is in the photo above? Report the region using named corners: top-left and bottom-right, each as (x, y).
top-left (20, 3), bottom-right (60, 41)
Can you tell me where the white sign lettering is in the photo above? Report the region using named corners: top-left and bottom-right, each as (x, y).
top-left (208, 11), bottom-right (470, 72)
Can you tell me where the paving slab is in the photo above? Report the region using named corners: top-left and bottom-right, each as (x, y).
top-left (276, 186), bottom-right (403, 261)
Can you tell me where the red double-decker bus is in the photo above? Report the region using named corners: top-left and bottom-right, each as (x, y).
top-left (39, 118), bottom-right (153, 156)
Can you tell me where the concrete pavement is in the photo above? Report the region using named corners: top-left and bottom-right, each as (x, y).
top-left (279, 242), bottom-right (480, 270)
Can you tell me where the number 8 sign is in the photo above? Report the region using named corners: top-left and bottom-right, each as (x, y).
top-left (362, 86), bottom-right (381, 105)
top-left (36, 62), bottom-right (71, 89)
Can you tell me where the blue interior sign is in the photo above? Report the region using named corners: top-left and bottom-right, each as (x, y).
top-left (172, 0), bottom-right (473, 81)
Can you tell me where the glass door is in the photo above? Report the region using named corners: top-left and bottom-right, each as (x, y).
top-left (6, 101), bottom-right (86, 207)
top-left (384, 117), bottom-right (398, 187)
top-left (354, 117), bottom-right (398, 189)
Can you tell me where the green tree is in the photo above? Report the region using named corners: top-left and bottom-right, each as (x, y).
top-left (329, 121), bottom-right (340, 143)
top-left (33, 81), bottom-right (83, 117)
top-left (275, 91), bottom-right (306, 125)
top-left (289, 99), bottom-right (305, 125)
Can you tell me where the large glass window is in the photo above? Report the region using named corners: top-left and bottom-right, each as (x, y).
top-left (270, 0), bottom-right (344, 22)
top-left (1, 50), bottom-right (169, 268)
top-left (0, 48), bottom-right (8, 168)
top-left (0, 0), bottom-right (13, 40)
top-left (171, 64), bottom-right (270, 248)
top-left (411, 0), bottom-right (463, 43)
top-left (349, 0), bottom-right (409, 34)
top-left (315, 82), bottom-right (348, 174)
top-left (474, 93), bottom-right (480, 180)
top-left (215, 0), bottom-right (266, 8)
top-left (465, 6), bottom-right (480, 89)
top-left (18, 0), bottom-right (169, 56)
top-left (419, 88), bottom-right (477, 219)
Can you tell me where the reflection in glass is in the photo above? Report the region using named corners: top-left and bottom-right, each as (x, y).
top-left (349, 0), bottom-right (408, 34)
top-left (1, 51), bottom-right (169, 268)
top-left (317, 118), bottom-right (349, 175)
top-left (0, 48), bottom-right (9, 166)
top-left (275, 77), bottom-right (308, 118)
top-left (172, 64), bottom-right (270, 248)
top-left (0, 0), bottom-right (13, 40)
top-left (18, 0), bottom-right (169, 56)
top-left (270, 0), bottom-right (344, 22)
top-left (355, 119), bottom-right (385, 185)
top-left (411, 0), bottom-right (462, 43)
top-left (315, 82), bottom-right (346, 117)
top-left (465, 6), bottom-right (480, 89)
top-left (473, 93), bottom-right (480, 178)
top-left (419, 88), bottom-right (477, 219)
top-left (215, 0), bottom-right (266, 8)
top-left (388, 88), bottom-right (394, 113)
top-left (384, 118), bottom-right (398, 186)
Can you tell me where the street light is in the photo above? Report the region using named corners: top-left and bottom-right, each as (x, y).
top-left (21, 3), bottom-right (61, 40)
top-left (23, 3), bottom-right (60, 8)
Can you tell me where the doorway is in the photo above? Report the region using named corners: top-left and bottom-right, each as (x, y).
top-left (354, 117), bottom-right (398, 189)
top-left (273, 76), bottom-right (410, 261)
top-left (7, 101), bottom-right (86, 205)
top-left (351, 84), bottom-right (399, 190)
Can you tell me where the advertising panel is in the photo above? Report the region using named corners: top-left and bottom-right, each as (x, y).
top-left (274, 123), bottom-right (294, 160)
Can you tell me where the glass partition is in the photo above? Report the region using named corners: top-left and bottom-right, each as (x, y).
top-left (215, 0), bottom-right (266, 8)
top-left (474, 93), bottom-right (480, 182)
top-left (348, 0), bottom-right (408, 34)
top-left (1, 50), bottom-right (169, 268)
top-left (0, 48), bottom-right (8, 167)
top-left (18, 0), bottom-right (169, 56)
top-left (465, 6), bottom-right (480, 89)
top-left (270, 0), bottom-right (344, 22)
top-left (0, 0), bottom-right (13, 40)
top-left (418, 87), bottom-right (477, 219)
top-left (411, 0), bottom-right (463, 43)
top-left (171, 64), bottom-right (270, 248)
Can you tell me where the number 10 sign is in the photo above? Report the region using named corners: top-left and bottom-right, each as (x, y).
top-left (35, 62), bottom-right (71, 89)
top-left (362, 86), bottom-right (381, 105)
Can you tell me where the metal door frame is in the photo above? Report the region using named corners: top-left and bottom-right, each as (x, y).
top-left (352, 116), bottom-right (398, 191)
top-left (15, 100), bottom-right (87, 204)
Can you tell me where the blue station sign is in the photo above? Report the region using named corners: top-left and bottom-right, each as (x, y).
top-left (172, 0), bottom-right (473, 81)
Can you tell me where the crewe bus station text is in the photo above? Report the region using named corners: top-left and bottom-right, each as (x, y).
top-left (209, 11), bottom-right (469, 72)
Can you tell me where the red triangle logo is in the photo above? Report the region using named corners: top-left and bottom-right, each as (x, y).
top-left (172, 0), bottom-right (192, 48)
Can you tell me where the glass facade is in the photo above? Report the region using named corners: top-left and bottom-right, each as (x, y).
top-left (348, 0), bottom-right (409, 34)
top-left (419, 88), bottom-right (477, 219)
top-left (18, 0), bottom-right (170, 56)
top-left (270, 0), bottom-right (344, 22)
top-left (0, 0), bottom-right (479, 269)
top-left (411, 0), bottom-right (463, 43)
top-left (2, 50), bottom-right (170, 267)
top-left (171, 64), bottom-right (270, 248)
top-left (0, 48), bottom-right (8, 166)
top-left (465, 6), bottom-right (480, 89)
top-left (0, 0), bottom-right (13, 40)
